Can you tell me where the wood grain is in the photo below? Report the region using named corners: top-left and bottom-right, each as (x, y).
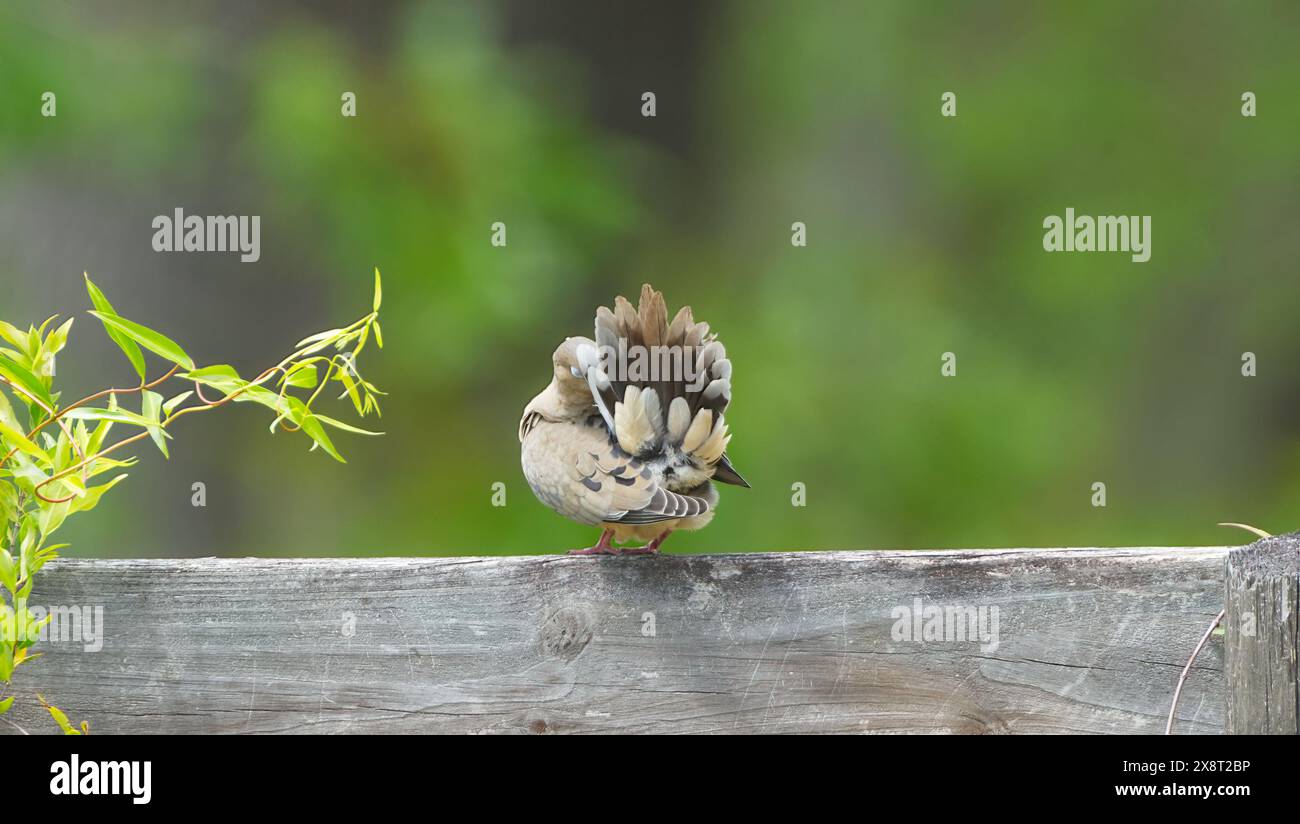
top-left (5, 547), bottom-right (1229, 734)
top-left (1225, 535), bottom-right (1299, 734)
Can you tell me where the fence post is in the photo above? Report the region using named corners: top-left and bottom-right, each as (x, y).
top-left (1225, 534), bottom-right (1299, 734)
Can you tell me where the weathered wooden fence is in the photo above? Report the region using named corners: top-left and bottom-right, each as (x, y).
top-left (4, 539), bottom-right (1296, 734)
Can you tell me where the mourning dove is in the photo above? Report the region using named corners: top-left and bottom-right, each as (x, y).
top-left (519, 284), bottom-right (748, 555)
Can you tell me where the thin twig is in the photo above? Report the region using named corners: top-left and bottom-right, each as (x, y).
top-left (1165, 609), bottom-right (1224, 735)
top-left (1168, 522), bottom-right (1275, 735)
top-left (1217, 522), bottom-right (1272, 540)
top-left (0, 715), bottom-right (29, 735)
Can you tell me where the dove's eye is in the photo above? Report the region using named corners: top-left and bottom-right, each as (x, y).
top-left (570, 366), bottom-right (583, 378)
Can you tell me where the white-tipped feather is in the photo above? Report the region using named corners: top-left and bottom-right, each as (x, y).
top-left (587, 367), bottom-right (615, 432)
top-left (697, 341), bottom-right (726, 374)
top-left (681, 409), bottom-right (713, 454)
top-left (695, 415), bottom-right (728, 464)
top-left (615, 385), bottom-right (659, 455)
top-left (641, 387), bottom-right (663, 437)
top-left (685, 321), bottom-right (710, 350)
top-left (702, 378), bottom-right (730, 406)
top-left (666, 396), bottom-right (691, 444)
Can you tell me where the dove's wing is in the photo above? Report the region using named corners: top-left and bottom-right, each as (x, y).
top-left (521, 420), bottom-right (709, 526)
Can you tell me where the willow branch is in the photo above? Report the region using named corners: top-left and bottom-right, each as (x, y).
top-left (36, 362), bottom-right (290, 498)
top-left (2, 364), bottom-right (179, 474)
top-left (0, 376), bottom-right (90, 502)
top-left (25, 311), bottom-right (378, 502)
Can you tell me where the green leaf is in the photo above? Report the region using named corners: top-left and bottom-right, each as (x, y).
top-left (86, 417), bottom-right (113, 455)
top-left (162, 391), bottom-right (192, 416)
top-left (34, 314), bottom-right (58, 340)
top-left (43, 316), bottom-right (74, 357)
top-left (335, 366), bottom-right (364, 415)
top-left (53, 468), bottom-right (85, 497)
top-left (0, 353), bottom-right (55, 411)
top-left (186, 365), bottom-right (251, 404)
top-left (294, 328), bottom-right (344, 349)
top-left (0, 389), bottom-right (17, 429)
top-left (61, 407), bottom-right (173, 435)
top-left (263, 392), bottom-right (306, 431)
top-left (24, 323), bottom-right (41, 361)
top-left (33, 543), bottom-right (68, 574)
top-left (0, 549), bottom-right (15, 593)
top-left (38, 500), bottom-right (70, 537)
top-left (373, 267), bottom-right (383, 312)
top-left (0, 416), bottom-right (49, 464)
top-left (38, 697), bottom-right (80, 735)
top-left (0, 481), bottom-right (17, 524)
top-left (298, 414), bottom-right (345, 462)
top-left (0, 696), bottom-right (13, 715)
top-left (239, 385), bottom-right (286, 413)
top-left (84, 273), bottom-right (148, 381)
top-left (52, 429), bottom-right (70, 470)
top-left (68, 474), bottom-right (128, 516)
top-left (282, 363), bottom-right (318, 389)
top-left (88, 311), bottom-right (194, 370)
top-left (0, 320), bottom-right (29, 351)
top-left (7, 454), bottom-right (50, 491)
top-left (82, 455), bottom-right (135, 481)
top-left (141, 390), bottom-right (168, 458)
top-left (313, 414), bottom-right (384, 436)
top-left (185, 364), bottom-right (242, 385)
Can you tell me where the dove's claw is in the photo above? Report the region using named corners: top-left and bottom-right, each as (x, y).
top-left (568, 529), bottom-right (617, 556)
top-left (568, 546), bottom-right (616, 556)
top-left (614, 544), bottom-right (659, 556)
top-left (646, 529), bottom-right (673, 553)
top-left (611, 530), bottom-right (672, 555)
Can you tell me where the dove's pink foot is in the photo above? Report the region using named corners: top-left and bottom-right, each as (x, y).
top-left (648, 529), bottom-right (673, 552)
top-left (568, 529), bottom-right (617, 556)
top-left (617, 529), bottom-right (673, 555)
top-left (615, 544), bottom-right (659, 555)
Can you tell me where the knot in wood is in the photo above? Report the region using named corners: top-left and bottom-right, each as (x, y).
top-left (539, 607), bottom-right (593, 660)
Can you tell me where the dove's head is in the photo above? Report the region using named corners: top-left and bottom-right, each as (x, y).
top-left (522, 337), bottom-right (600, 428)
top-left (550, 336), bottom-right (597, 389)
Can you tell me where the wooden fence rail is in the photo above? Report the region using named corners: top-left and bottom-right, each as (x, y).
top-left (6, 542), bottom-right (1293, 735)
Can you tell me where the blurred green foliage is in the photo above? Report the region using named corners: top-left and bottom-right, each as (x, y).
top-left (1, 0), bottom-right (1299, 557)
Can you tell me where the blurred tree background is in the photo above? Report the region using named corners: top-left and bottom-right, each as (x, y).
top-left (1, 1), bottom-right (1298, 557)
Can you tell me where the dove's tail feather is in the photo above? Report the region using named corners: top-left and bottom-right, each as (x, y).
top-left (614, 485), bottom-right (710, 524)
top-left (589, 284), bottom-right (745, 486)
